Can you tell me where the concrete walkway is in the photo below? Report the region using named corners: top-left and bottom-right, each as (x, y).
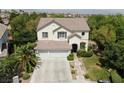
top-left (30, 58), bottom-right (72, 83)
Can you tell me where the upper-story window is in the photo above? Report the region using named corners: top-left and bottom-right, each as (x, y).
top-left (82, 32), bottom-right (85, 35)
top-left (58, 32), bottom-right (67, 39)
top-left (42, 32), bottom-right (48, 38)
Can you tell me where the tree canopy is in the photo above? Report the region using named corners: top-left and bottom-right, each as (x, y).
top-left (10, 12), bottom-right (40, 46)
top-left (88, 15), bottom-right (124, 77)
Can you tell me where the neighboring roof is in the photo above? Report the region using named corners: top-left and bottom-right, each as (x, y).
top-left (35, 40), bottom-right (71, 50)
top-left (68, 33), bottom-right (82, 39)
top-left (0, 23), bottom-right (7, 39)
top-left (37, 18), bottom-right (90, 32)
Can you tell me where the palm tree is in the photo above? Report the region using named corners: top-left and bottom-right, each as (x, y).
top-left (0, 43), bottom-right (37, 82)
top-left (15, 43), bottom-right (37, 75)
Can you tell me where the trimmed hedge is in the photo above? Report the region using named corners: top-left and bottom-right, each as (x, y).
top-left (23, 73), bottom-right (30, 80)
top-left (111, 70), bottom-right (122, 83)
top-left (77, 50), bottom-right (93, 57)
top-left (77, 49), bottom-right (84, 57)
top-left (67, 53), bottom-right (74, 61)
top-left (83, 51), bottom-right (93, 57)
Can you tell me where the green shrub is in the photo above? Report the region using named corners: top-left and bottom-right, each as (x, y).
top-left (71, 69), bottom-right (76, 74)
top-left (84, 73), bottom-right (89, 79)
top-left (77, 49), bottom-right (84, 57)
top-left (83, 51), bottom-right (93, 57)
top-left (88, 45), bottom-right (92, 51)
top-left (23, 73), bottom-right (30, 80)
top-left (111, 70), bottom-right (122, 83)
top-left (77, 50), bottom-right (93, 57)
top-left (67, 53), bottom-right (74, 61)
top-left (70, 64), bottom-right (75, 69)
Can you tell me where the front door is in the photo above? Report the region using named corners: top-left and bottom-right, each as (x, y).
top-left (72, 44), bottom-right (78, 53)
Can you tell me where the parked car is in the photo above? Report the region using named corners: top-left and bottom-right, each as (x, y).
top-left (97, 80), bottom-right (110, 83)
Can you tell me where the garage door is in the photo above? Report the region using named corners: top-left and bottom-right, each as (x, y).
top-left (39, 50), bottom-right (69, 59)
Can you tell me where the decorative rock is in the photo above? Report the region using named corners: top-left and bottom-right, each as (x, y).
top-left (13, 76), bottom-right (19, 83)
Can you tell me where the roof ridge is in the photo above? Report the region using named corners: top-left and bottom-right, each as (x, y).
top-left (37, 17), bottom-right (90, 32)
top-left (68, 33), bottom-right (82, 39)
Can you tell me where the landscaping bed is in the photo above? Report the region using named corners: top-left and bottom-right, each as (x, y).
top-left (69, 62), bottom-right (77, 80)
top-left (20, 73), bottom-right (32, 83)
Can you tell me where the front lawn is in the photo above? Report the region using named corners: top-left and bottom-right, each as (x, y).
top-left (83, 54), bottom-right (110, 81)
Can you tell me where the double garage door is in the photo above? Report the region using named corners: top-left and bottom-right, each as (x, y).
top-left (38, 50), bottom-right (69, 59)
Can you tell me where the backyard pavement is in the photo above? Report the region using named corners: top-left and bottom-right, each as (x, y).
top-left (30, 58), bottom-right (72, 83)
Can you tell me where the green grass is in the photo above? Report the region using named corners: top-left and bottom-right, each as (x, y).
top-left (83, 54), bottom-right (110, 81)
top-left (121, 78), bottom-right (124, 83)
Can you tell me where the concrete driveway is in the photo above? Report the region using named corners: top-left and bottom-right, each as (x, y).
top-left (30, 58), bottom-right (72, 83)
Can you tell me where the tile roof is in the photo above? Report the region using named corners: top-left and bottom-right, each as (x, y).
top-left (0, 23), bottom-right (7, 39)
top-left (37, 18), bottom-right (90, 32)
top-left (35, 40), bottom-right (71, 50)
top-left (68, 33), bottom-right (82, 39)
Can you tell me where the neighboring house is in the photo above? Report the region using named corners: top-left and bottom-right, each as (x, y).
top-left (0, 23), bottom-right (8, 57)
top-left (0, 12), bottom-right (10, 25)
top-left (35, 18), bottom-right (90, 59)
top-left (0, 12), bottom-right (10, 19)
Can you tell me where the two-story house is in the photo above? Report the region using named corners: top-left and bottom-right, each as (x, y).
top-left (35, 18), bottom-right (90, 59)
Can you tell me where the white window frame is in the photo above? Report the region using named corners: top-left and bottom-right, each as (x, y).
top-left (58, 32), bottom-right (67, 39)
top-left (42, 32), bottom-right (48, 38)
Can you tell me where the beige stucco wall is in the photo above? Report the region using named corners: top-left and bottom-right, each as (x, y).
top-left (75, 31), bottom-right (89, 40)
top-left (37, 22), bottom-right (89, 51)
top-left (69, 36), bottom-right (89, 51)
top-left (54, 28), bottom-right (71, 41)
top-left (37, 22), bottom-right (72, 41)
top-left (37, 23), bottom-right (60, 40)
top-left (74, 32), bottom-right (89, 51)
top-left (69, 36), bottom-right (81, 49)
